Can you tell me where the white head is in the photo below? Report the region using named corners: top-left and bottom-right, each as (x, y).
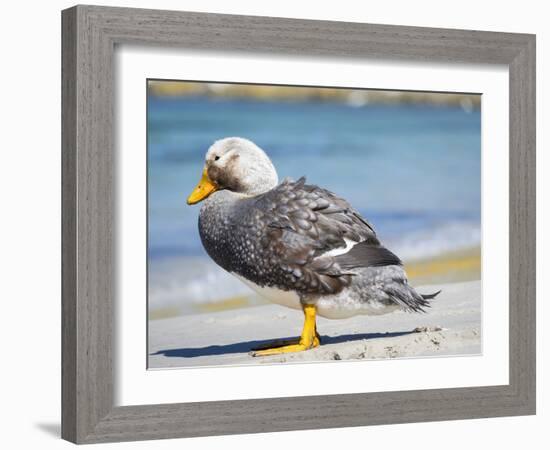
top-left (187, 137), bottom-right (279, 204)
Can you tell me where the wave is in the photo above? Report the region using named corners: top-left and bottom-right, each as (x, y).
top-left (148, 258), bottom-right (255, 313)
top-left (384, 220), bottom-right (481, 261)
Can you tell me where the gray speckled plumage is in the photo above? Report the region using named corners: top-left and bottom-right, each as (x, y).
top-left (198, 176), bottom-right (432, 318)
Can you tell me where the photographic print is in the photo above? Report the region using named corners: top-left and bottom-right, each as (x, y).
top-left (147, 80), bottom-right (481, 369)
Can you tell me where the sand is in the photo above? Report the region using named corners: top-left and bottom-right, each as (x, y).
top-left (148, 280), bottom-right (481, 369)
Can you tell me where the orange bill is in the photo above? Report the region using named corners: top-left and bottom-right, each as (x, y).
top-left (187, 167), bottom-right (218, 205)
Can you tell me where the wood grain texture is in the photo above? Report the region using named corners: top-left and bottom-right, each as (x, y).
top-left (61, 7), bottom-right (77, 443)
top-left (62, 5), bottom-right (115, 442)
top-left (508, 37), bottom-right (536, 410)
top-left (61, 4), bottom-right (536, 444)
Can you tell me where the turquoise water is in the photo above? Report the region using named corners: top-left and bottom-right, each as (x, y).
top-left (147, 96), bottom-right (480, 310)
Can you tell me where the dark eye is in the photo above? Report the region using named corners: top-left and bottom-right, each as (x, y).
top-left (214, 155), bottom-right (220, 161)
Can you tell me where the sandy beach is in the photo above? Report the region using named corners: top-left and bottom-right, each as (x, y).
top-left (148, 279), bottom-right (481, 369)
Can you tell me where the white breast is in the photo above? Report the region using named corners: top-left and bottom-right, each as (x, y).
top-left (231, 273), bottom-right (302, 310)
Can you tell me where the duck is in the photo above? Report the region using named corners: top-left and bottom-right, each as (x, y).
top-left (187, 137), bottom-right (439, 356)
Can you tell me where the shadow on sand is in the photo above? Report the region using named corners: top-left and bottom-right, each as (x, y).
top-left (151, 330), bottom-right (414, 359)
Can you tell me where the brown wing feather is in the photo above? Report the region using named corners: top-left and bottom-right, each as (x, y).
top-left (251, 177), bottom-right (387, 295)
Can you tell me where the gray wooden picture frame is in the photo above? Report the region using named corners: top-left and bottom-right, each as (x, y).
top-left (61, 4), bottom-right (536, 444)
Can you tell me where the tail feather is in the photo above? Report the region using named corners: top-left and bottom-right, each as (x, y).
top-left (421, 290), bottom-right (442, 300)
top-left (385, 285), bottom-right (431, 313)
top-left (385, 287), bottom-right (441, 314)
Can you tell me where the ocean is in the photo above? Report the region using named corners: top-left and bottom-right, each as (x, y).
top-left (147, 96), bottom-right (481, 314)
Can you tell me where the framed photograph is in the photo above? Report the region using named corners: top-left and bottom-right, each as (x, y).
top-left (147, 80), bottom-right (482, 370)
top-left (62, 5), bottom-right (536, 444)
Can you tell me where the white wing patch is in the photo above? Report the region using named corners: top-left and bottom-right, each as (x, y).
top-left (320, 238), bottom-right (358, 258)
